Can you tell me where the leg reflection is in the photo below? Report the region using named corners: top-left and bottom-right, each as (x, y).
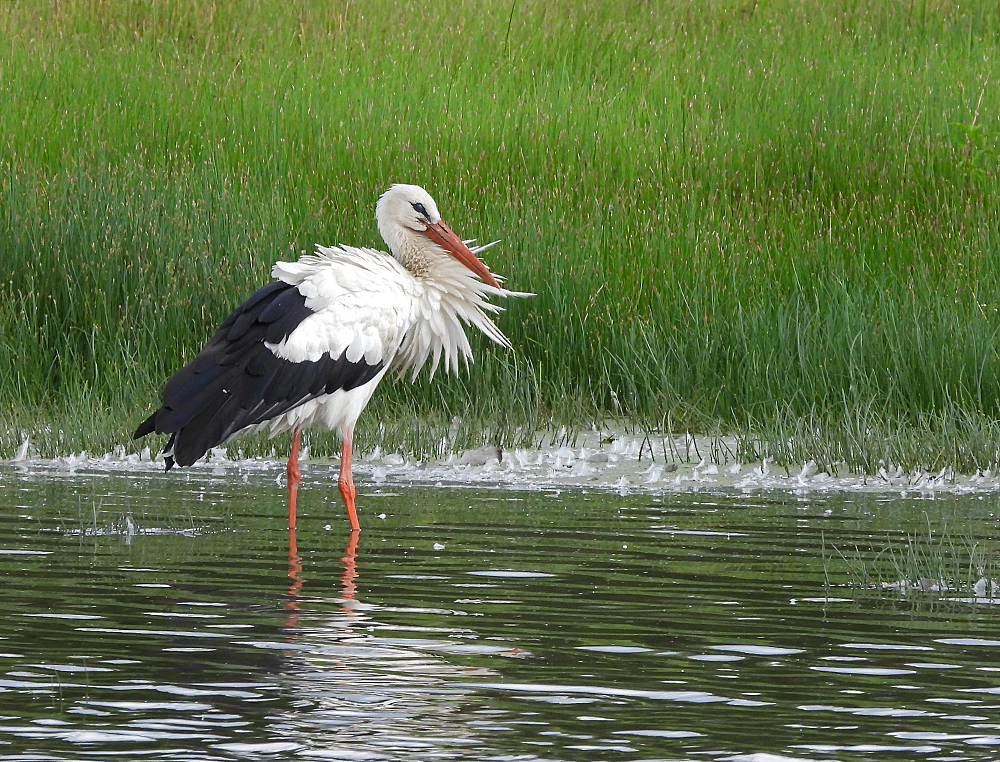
top-left (285, 527), bottom-right (360, 628)
top-left (340, 530), bottom-right (359, 605)
top-left (285, 524), bottom-right (304, 628)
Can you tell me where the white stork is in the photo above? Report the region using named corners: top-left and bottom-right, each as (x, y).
top-left (134, 183), bottom-right (528, 532)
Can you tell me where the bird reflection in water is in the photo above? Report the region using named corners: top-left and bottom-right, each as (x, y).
top-left (271, 505), bottom-right (530, 759)
top-left (284, 526), bottom-right (359, 629)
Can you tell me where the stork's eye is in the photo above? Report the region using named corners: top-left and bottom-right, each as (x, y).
top-left (411, 202), bottom-right (428, 217)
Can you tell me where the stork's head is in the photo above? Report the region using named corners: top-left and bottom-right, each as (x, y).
top-left (376, 184), bottom-right (500, 288)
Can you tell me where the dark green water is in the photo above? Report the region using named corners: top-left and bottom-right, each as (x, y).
top-left (2, 462), bottom-right (1000, 761)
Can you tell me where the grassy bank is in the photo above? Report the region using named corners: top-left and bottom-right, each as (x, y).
top-left (2, 0), bottom-right (999, 472)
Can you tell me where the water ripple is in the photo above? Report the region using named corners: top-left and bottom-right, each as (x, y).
top-left (0, 472), bottom-right (999, 760)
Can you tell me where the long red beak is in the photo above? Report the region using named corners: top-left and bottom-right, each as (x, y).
top-left (424, 220), bottom-right (501, 289)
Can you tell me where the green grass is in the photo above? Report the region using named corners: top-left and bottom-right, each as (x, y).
top-left (2, 0), bottom-right (1000, 471)
top-left (826, 519), bottom-right (1000, 597)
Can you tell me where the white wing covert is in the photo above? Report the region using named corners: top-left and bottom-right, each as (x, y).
top-left (267, 245), bottom-right (417, 368)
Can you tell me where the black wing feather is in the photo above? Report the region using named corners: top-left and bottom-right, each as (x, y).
top-left (226, 281), bottom-right (286, 340)
top-left (134, 280), bottom-right (385, 469)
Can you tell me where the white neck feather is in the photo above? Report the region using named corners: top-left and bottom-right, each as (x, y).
top-left (392, 241), bottom-right (527, 380)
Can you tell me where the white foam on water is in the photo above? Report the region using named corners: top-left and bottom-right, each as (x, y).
top-left (6, 428), bottom-right (1000, 496)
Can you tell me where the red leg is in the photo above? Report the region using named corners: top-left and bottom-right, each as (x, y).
top-left (338, 428), bottom-right (360, 531)
top-left (287, 428), bottom-right (302, 530)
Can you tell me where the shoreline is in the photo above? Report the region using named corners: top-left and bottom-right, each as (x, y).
top-left (6, 430), bottom-right (999, 498)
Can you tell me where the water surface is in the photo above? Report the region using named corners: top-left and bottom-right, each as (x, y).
top-left (2, 463), bottom-right (1000, 760)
